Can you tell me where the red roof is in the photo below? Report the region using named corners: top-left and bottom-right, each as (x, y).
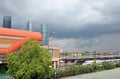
top-left (0, 27), bottom-right (42, 54)
top-left (0, 28), bottom-right (42, 40)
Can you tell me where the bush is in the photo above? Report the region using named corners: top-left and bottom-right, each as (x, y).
top-left (56, 65), bottom-right (95, 78)
top-left (102, 62), bottom-right (116, 69)
top-left (116, 62), bottom-right (120, 67)
top-left (56, 61), bottom-right (118, 78)
top-left (55, 69), bottom-right (65, 78)
top-left (91, 60), bottom-right (101, 71)
top-left (79, 65), bottom-right (93, 73)
top-left (0, 64), bottom-right (7, 74)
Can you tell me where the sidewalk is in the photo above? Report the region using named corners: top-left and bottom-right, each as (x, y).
top-left (64, 68), bottom-right (120, 79)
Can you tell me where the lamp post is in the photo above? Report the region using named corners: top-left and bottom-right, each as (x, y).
top-left (48, 32), bottom-right (55, 46)
top-left (48, 32), bottom-right (56, 68)
top-left (54, 71), bottom-right (56, 79)
top-left (48, 32), bottom-right (55, 48)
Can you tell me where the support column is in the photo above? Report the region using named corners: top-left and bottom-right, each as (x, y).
top-left (54, 61), bottom-right (56, 69)
top-left (57, 60), bottom-right (59, 68)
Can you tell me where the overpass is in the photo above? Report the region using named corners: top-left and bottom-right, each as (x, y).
top-left (60, 55), bottom-right (120, 65)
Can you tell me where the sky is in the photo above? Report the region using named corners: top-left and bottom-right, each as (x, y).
top-left (0, 0), bottom-right (120, 52)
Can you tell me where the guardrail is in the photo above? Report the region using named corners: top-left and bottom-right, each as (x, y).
top-left (0, 59), bottom-right (6, 64)
top-left (60, 55), bottom-right (120, 59)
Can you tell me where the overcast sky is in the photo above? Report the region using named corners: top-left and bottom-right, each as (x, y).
top-left (0, 0), bottom-right (120, 52)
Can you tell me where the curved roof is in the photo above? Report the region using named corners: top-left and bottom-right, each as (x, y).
top-left (0, 39), bottom-right (26, 54)
top-left (0, 27), bottom-right (42, 54)
top-left (0, 28), bottom-right (42, 40)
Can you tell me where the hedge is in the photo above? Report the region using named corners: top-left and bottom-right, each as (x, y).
top-left (55, 61), bottom-right (120, 78)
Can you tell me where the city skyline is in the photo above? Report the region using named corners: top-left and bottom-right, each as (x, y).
top-left (0, 0), bottom-right (120, 52)
top-left (40, 24), bottom-right (49, 45)
top-left (3, 16), bottom-right (11, 28)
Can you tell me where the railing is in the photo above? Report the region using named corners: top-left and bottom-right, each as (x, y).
top-left (0, 59), bottom-right (6, 64)
top-left (0, 55), bottom-right (6, 64)
top-left (60, 55), bottom-right (120, 59)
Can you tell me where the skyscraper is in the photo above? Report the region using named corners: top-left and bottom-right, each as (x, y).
top-left (3, 16), bottom-right (11, 28)
top-left (27, 20), bottom-right (32, 31)
top-left (40, 24), bottom-right (49, 45)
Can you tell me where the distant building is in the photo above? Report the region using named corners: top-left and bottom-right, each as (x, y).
top-left (3, 16), bottom-right (11, 28)
top-left (27, 20), bottom-right (32, 31)
top-left (0, 27), bottom-right (42, 64)
top-left (41, 45), bottom-right (60, 69)
top-left (40, 24), bottom-right (49, 45)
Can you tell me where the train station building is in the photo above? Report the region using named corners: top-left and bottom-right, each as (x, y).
top-left (0, 27), bottom-right (60, 68)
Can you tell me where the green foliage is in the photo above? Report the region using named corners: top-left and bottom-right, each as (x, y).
top-left (56, 65), bottom-right (94, 78)
top-left (102, 62), bottom-right (116, 69)
top-left (60, 52), bottom-right (68, 57)
top-left (56, 61), bottom-right (119, 78)
top-left (56, 69), bottom-right (68, 78)
top-left (0, 64), bottom-right (7, 74)
top-left (92, 59), bottom-right (101, 71)
top-left (7, 39), bottom-right (53, 79)
top-left (66, 65), bottom-right (79, 76)
top-left (82, 65), bottom-right (94, 73)
top-left (81, 52), bottom-right (87, 56)
top-left (116, 62), bottom-right (120, 67)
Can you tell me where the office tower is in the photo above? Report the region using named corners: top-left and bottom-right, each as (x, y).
top-left (27, 20), bottom-right (32, 31)
top-left (3, 16), bottom-right (11, 28)
top-left (40, 24), bottom-right (49, 45)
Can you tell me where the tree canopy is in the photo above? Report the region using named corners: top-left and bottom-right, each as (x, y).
top-left (7, 39), bottom-right (53, 79)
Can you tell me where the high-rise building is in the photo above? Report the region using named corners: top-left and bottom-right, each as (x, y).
top-left (40, 24), bottom-right (49, 45)
top-left (3, 16), bottom-right (11, 28)
top-left (27, 20), bottom-right (32, 31)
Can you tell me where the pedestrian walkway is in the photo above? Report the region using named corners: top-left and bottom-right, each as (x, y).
top-left (64, 68), bottom-right (120, 79)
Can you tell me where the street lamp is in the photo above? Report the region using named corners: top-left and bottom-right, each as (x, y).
top-left (48, 32), bottom-right (55, 48)
top-left (48, 31), bottom-right (56, 69)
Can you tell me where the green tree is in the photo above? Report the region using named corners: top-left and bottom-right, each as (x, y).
top-left (81, 52), bottom-right (87, 56)
top-left (7, 39), bottom-right (53, 79)
top-left (92, 59), bottom-right (100, 71)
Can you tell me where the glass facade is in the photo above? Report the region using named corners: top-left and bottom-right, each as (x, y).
top-left (27, 20), bottom-right (32, 31)
top-left (49, 49), bottom-right (54, 57)
top-left (0, 55), bottom-right (5, 59)
top-left (3, 16), bottom-right (11, 28)
top-left (40, 24), bottom-right (49, 45)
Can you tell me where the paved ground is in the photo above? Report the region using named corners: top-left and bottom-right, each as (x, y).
top-left (63, 68), bottom-right (120, 79)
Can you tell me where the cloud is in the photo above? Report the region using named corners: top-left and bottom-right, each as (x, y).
top-left (0, 0), bottom-right (120, 29)
top-left (0, 0), bottom-right (120, 52)
top-left (50, 33), bottom-right (120, 52)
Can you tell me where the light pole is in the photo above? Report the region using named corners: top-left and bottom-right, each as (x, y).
top-left (48, 32), bottom-right (57, 69)
top-left (48, 32), bottom-right (55, 48)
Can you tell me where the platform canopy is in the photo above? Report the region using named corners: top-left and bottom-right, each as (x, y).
top-left (0, 27), bottom-right (42, 54)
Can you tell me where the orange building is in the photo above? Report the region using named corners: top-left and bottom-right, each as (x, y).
top-left (41, 45), bottom-right (60, 69)
top-left (0, 27), bottom-right (60, 68)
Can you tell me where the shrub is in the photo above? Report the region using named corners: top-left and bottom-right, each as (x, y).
top-left (65, 65), bottom-right (79, 76)
top-left (91, 60), bottom-right (100, 71)
top-left (116, 62), bottom-right (120, 67)
top-left (0, 64), bottom-right (7, 74)
top-left (55, 69), bottom-right (65, 78)
top-left (56, 61), bottom-right (118, 78)
top-left (102, 62), bottom-right (116, 69)
top-left (80, 66), bottom-right (92, 73)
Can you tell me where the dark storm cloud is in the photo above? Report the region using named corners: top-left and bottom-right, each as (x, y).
top-left (0, 0), bottom-right (120, 37)
top-left (0, 0), bottom-right (120, 51)
top-left (50, 22), bottom-right (120, 38)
